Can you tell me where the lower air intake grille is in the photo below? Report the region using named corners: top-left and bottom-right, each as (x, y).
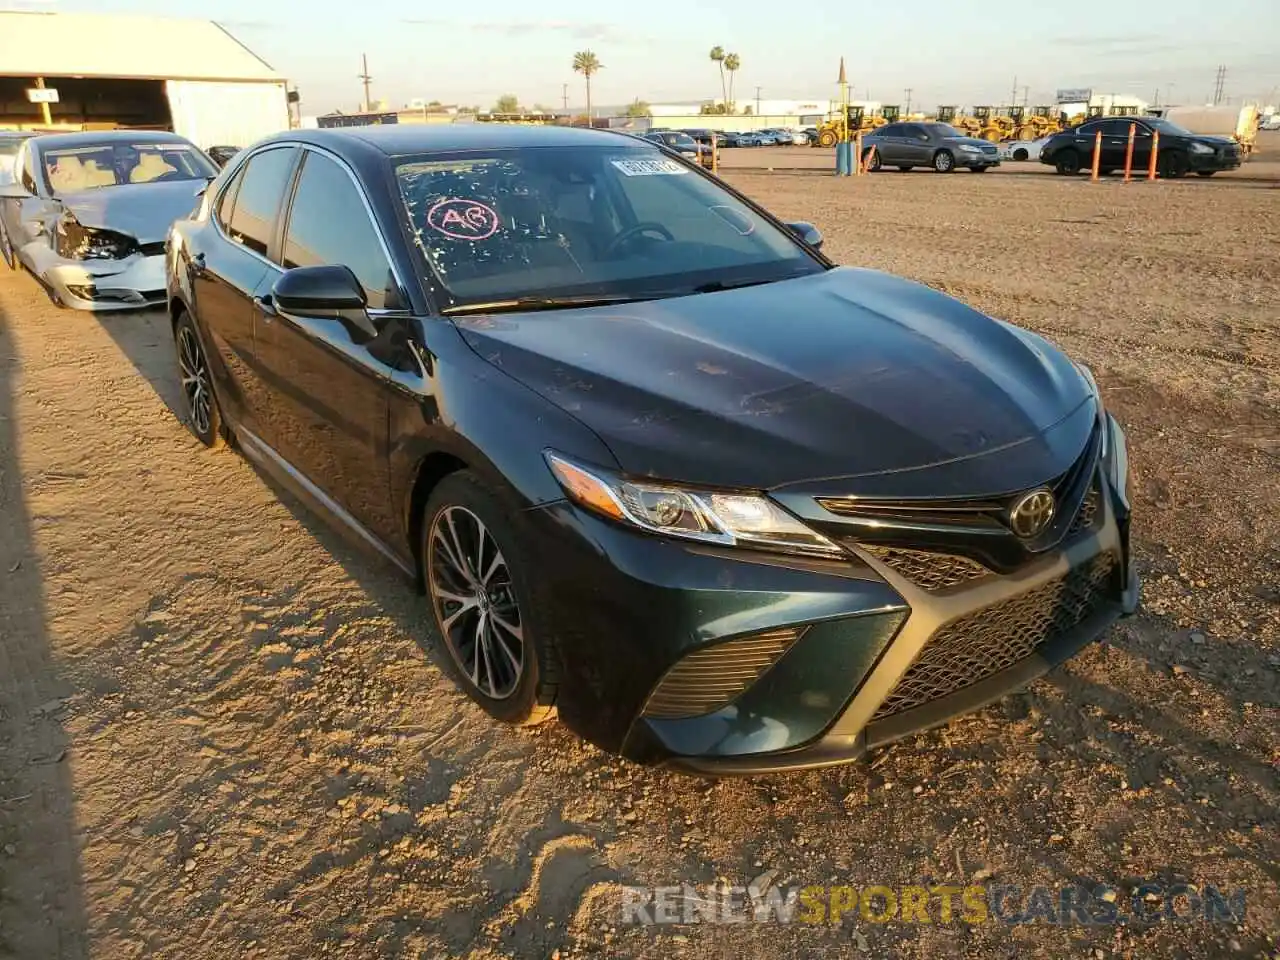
top-left (862, 546), bottom-right (990, 591)
top-left (872, 552), bottom-right (1116, 720)
top-left (1067, 485), bottom-right (1100, 539)
top-left (642, 628), bottom-right (803, 719)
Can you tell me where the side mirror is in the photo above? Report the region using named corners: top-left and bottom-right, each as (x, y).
top-left (272, 264), bottom-right (381, 341)
top-left (786, 221), bottom-right (823, 250)
top-left (273, 264), bottom-right (368, 314)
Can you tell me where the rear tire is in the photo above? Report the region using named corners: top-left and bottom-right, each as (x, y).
top-left (1013, 148), bottom-right (1029, 161)
top-left (818, 129), bottom-right (837, 148)
top-left (1055, 151), bottom-right (1082, 175)
top-left (865, 150), bottom-right (882, 172)
top-left (422, 471), bottom-right (559, 727)
top-left (933, 149), bottom-right (955, 173)
top-left (173, 311), bottom-right (226, 449)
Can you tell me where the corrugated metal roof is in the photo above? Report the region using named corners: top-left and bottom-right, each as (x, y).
top-left (0, 12), bottom-right (281, 82)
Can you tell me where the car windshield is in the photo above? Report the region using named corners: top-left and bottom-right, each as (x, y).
top-left (1144, 118), bottom-right (1194, 137)
top-left (41, 141), bottom-right (217, 195)
top-left (395, 145), bottom-right (822, 308)
top-left (925, 123), bottom-right (962, 138)
top-left (670, 135), bottom-right (698, 148)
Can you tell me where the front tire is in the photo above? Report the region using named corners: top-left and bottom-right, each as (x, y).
top-left (1160, 152), bottom-right (1189, 179)
top-left (1013, 148), bottom-right (1029, 161)
top-left (865, 149), bottom-right (882, 172)
top-left (423, 472), bottom-right (558, 726)
top-left (1055, 150), bottom-right (1082, 175)
top-left (173, 311), bottom-right (225, 449)
top-left (933, 150), bottom-right (955, 173)
top-left (818, 129), bottom-right (838, 148)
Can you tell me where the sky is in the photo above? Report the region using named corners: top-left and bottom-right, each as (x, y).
top-left (21, 0), bottom-right (1280, 114)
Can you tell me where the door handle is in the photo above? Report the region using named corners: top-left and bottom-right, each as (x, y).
top-left (253, 294), bottom-right (277, 320)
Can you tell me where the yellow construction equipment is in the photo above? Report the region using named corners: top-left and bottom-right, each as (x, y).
top-left (936, 105), bottom-right (958, 124)
top-left (812, 105), bottom-right (881, 146)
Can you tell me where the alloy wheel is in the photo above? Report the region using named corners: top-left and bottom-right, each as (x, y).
top-left (176, 326), bottom-right (212, 436)
top-left (427, 505), bottom-right (524, 700)
top-left (935, 151), bottom-right (954, 172)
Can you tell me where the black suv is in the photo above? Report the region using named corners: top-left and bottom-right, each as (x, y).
top-left (1040, 116), bottom-right (1242, 178)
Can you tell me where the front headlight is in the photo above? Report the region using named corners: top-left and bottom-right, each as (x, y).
top-left (959, 144), bottom-right (982, 153)
top-left (545, 452), bottom-right (844, 558)
top-left (1189, 142), bottom-right (1214, 155)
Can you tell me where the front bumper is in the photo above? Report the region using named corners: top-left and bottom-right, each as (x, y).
top-left (956, 150), bottom-right (1001, 168)
top-left (525, 437), bottom-right (1136, 774)
top-left (1188, 150), bottom-right (1241, 172)
top-left (41, 252), bottom-right (167, 311)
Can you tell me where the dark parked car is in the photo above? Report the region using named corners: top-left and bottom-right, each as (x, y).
top-left (165, 124), bottom-right (1136, 773)
top-left (641, 130), bottom-right (703, 160)
top-left (1039, 116), bottom-right (1242, 178)
top-left (679, 128), bottom-right (726, 148)
top-left (862, 121), bottom-right (1001, 173)
top-left (206, 145), bottom-right (241, 168)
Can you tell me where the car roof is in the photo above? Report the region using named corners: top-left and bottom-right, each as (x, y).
top-left (31, 129), bottom-right (198, 151)
top-left (275, 124), bottom-right (644, 157)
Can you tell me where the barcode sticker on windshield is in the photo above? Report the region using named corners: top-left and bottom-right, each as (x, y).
top-left (611, 158), bottom-right (689, 177)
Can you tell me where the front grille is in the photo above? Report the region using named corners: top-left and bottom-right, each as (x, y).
top-left (871, 552), bottom-right (1116, 720)
top-left (862, 545), bottom-right (990, 591)
top-left (642, 627), bottom-right (803, 719)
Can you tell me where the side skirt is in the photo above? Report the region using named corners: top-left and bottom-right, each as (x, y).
top-left (232, 424), bottom-right (417, 581)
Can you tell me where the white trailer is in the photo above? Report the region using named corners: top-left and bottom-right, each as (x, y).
top-left (165, 80), bottom-right (291, 149)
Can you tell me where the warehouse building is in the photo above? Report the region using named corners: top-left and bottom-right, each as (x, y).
top-left (0, 11), bottom-right (292, 148)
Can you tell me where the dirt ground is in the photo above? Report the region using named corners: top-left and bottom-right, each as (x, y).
top-left (0, 133), bottom-right (1277, 960)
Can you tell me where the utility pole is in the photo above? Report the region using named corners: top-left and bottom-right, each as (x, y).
top-left (1011, 75), bottom-right (1018, 108)
top-left (1022, 85), bottom-right (1029, 108)
top-left (562, 83), bottom-right (568, 111)
top-left (904, 88), bottom-right (913, 115)
top-left (358, 53), bottom-right (373, 113)
top-left (755, 86), bottom-right (762, 116)
top-left (1213, 65), bottom-right (1226, 106)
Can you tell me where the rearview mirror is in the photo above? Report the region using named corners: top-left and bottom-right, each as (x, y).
top-left (273, 264), bottom-right (368, 314)
top-left (786, 221), bottom-right (823, 250)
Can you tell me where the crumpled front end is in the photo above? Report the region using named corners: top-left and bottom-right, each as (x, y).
top-left (25, 212), bottom-right (167, 311)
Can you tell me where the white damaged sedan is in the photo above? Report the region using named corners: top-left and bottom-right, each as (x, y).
top-left (0, 130), bottom-right (215, 310)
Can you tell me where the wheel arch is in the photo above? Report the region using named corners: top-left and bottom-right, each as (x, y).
top-left (406, 450), bottom-right (472, 588)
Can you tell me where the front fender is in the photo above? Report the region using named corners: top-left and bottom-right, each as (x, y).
top-left (388, 319), bottom-right (622, 548)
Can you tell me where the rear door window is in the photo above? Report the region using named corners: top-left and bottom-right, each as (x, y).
top-left (227, 146), bottom-right (299, 258)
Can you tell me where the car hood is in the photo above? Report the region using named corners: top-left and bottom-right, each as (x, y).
top-left (57, 179), bottom-right (206, 245)
top-left (456, 267), bottom-right (1094, 493)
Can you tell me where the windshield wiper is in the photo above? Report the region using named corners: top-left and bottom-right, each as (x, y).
top-left (442, 295), bottom-right (654, 316)
top-left (689, 277), bottom-right (780, 294)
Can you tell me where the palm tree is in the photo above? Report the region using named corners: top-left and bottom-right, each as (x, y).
top-left (724, 53), bottom-right (741, 112)
top-left (572, 50), bottom-right (602, 124)
top-left (709, 46), bottom-right (727, 110)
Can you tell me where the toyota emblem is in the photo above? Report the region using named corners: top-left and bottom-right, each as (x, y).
top-left (1009, 489), bottom-right (1056, 539)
